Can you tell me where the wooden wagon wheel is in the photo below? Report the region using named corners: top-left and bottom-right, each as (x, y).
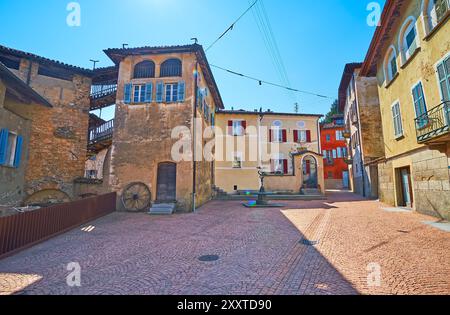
top-left (121, 182), bottom-right (151, 212)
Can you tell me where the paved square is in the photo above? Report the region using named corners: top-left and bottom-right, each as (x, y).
top-left (1, 191), bottom-right (449, 295)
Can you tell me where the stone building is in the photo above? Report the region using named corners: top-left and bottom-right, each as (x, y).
top-left (0, 45), bottom-right (93, 205)
top-left (98, 44), bottom-right (224, 212)
top-left (0, 62), bottom-right (52, 208)
top-left (320, 115), bottom-right (350, 190)
top-left (338, 63), bottom-right (385, 199)
top-left (359, 0), bottom-right (450, 220)
top-left (214, 110), bottom-right (324, 195)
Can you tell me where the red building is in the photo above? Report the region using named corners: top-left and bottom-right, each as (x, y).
top-left (320, 115), bottom-right (349, 189)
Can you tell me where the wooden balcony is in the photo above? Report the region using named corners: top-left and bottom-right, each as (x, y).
top-left (87, 119), bottom-right (114, 156)
top-left (90, 83), bottom-right (117, 111)
top-left (415, 101), bottom-right (450, 144)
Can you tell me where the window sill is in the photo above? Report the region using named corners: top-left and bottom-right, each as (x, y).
top-left (0, 164), bottom-right (17, 169)
top-left (400, 47), bottom-right (421, 69)
top-left (424, 11), bottom-right (450, 41)
top-left (385, 72), bottom-right (399, 89)
top-left (394, 134), bottom-right (405, 141)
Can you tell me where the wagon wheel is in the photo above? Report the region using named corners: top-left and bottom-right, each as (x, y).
top-left (121, 182), bottom-right (151, 212)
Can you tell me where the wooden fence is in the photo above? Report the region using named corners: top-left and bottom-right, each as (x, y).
top-left (0, 192), bottom-right (116, 260)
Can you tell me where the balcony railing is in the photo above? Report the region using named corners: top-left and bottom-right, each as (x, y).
top-left (324, 158), bottom-right (334, 166)
top-left (415, 101), bottom-right (450, 143)
top-left (89, 119), bottom-right (114, 144)
top-left (91, 84), bottom-right (117, 100)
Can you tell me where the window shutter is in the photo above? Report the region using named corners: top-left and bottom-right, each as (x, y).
top-left (242, 120), bottom-right (247, 133)
top-left (178, 81), bottom-right (185, 102)
top-left (282, 129), bottom-right (287, 142)
top-left (0, 129), bottom-right (8, 165)
top-left (306, 130), bottom-right (312, 143)
top-left (283, 159), bottom-right (288, 174)
top-left (228, 120), bottom-right (233, 135)
top-left (156, 82), bottom-right (164, 103)
top-left (124, 83), bottom-right (132, 104)
top-left (269, 129), bottom-right (273, 142)
top-left (13, 135), bottom-right (23, 168)
top-left (293, 130), bottom-right (299, 143)
top-left (437, 61), bottom-right (450, 101)
top-left (145, 83), bottom-right (153, 102)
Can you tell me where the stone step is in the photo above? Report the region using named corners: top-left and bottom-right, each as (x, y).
top-left (149, 203), bottom-right (176, 215)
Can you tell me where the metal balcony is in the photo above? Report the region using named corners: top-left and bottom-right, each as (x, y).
top-left (415, 101), bottom-right (450, 144)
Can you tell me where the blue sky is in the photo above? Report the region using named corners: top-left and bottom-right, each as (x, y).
top-left (0, 0), bottom-right (385, 120)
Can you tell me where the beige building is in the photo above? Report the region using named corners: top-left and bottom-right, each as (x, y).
top-left (215, 110), bottom-right (324, 194)
top-left (360, 0), bottom-right (450, 219)
top-left (338, 63), bottom-right (385, 199)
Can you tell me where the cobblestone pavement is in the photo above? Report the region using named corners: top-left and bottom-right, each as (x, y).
top-left (1, 191), bottom-right (449, 295)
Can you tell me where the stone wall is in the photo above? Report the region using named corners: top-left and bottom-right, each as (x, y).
top-left (378, 159), bottom-right (395, 206)
top-left (8, 59), bottom-right (92, 205)
top-left (411, 147), bottom-right (450, 220)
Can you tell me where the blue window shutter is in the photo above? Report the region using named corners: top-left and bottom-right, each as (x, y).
top-left (145, 83), bottom-right (153, 102)
top-left (124, 83), bottom-right (132, 104)
top-left (0, 129), bottom-right (9, 165)
top-left (13, 135), bottom-right (23, 168)
top-left (178, 81), bottom-right (185, 102)
top-left (156, 82), bottom-right (164, 103)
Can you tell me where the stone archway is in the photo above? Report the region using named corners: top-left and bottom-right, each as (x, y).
top-left (24, 189), bottom-right (71, 206)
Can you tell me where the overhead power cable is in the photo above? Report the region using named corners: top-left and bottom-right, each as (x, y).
top-left (210, 64), bottom-right (333, 99)
top-left (205, 0), bottom-right (259, 52)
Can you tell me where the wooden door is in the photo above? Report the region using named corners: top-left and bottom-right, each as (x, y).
top-left (156, 162), bottom-right (177, 202)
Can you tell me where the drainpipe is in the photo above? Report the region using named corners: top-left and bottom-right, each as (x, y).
top-left (192, 58), bottom-right (199, 213)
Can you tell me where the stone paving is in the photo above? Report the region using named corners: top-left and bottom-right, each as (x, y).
top-left (0, 191), bottom-right (449, 295)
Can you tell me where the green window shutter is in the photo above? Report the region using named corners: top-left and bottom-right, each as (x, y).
top-left (156, 82), bottom-right (164, 103)
top-left (145, 83), bottom-right (153, 102)
top-left (437, 59), bottom-right (450, 101)
top-left (178, 81), bottom-right (185, 102)
top-left (13, 135), bottom-right (23, 168)
top-left (0, 128), bottom-right (8, 165)
top-left (124, 83), bottom-right (132, 104)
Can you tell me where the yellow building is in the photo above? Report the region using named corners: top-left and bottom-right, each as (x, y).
top-left (360, 0), bottom-right (450, 219)
top-left (215, 110), bottom-right (324, 195)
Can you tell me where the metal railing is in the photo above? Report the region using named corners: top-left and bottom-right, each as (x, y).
top-left (0, 193), bottom-right (116, 260)
top-left (89, 119), bottom-right (114, 143)
top-left (90, 84), bottom-right (117, 100)
top-left (415, 101), bottom-right (450, 143)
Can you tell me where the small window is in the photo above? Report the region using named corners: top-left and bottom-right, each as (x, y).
top-left (134, 60), bottom-right (155, 79)
top-left (385, 48), bottom-right (398, 83)
top-left (86, 170), bottom-right (98, 179)
top-left (392, 102), bottom-right (404, 138)
top-left (232, 152), bottom-right (242, 169)
top-left (272, 128), bottom-right (283, 143)
top-left (0, 129), bottom-right (22, 168)
top-left (326, 134), bottom-right (331, 142)
top-left (328, 171), bottom-right (334, 179)
top-left (160, 59), bottom-right (182, 77)
top-left (165, 83), bottom-right (179, 103)
top-left (133, 85), bottom-right (146, 103)
top-left (337, 147), bottom-right (343, 158)
top-left (400, 20), bottom-right (418, 62)
top-left (426, 0), bottom-right (450, 32)
top-left (231, 121), bottom-right (245, 136)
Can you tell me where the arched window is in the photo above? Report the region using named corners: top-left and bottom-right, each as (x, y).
top-left (384, 46), bottom-right (398, 84)
top-left (398, 17), bottom-right (419, 64)
top-left (133, 60), bottom-right (155, 79)
top-left (160, 59), bottom-right (182, 77)
top-left (423, 0), bottom-right (449, 35)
